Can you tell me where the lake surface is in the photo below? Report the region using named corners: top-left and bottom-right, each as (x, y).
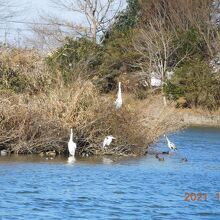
top-left (0, 127), bottom-right (219, 219)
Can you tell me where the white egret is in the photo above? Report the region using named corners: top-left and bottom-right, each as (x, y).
top-left (0, 149), bottom-right (7, 156)
top-left (103, 135), bottom-right (116, 149)
top-left (115, 82), bottom-right (122, 109)
top-left (164, 134), bottom-right (177, 151)
top-left (68, 129), bottom-right (77, 156)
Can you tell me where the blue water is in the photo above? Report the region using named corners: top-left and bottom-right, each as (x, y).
top-left (0, 127), bottom-right (219, 220)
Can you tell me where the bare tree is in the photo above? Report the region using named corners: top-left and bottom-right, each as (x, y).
top-left (134, 19), bottom-right (188, 106)
top-left (134, 0), bottom-right (217, 106)
top-left (28, 20), bottom-right (69, 51)
top-left (50, 0), bottom-right (122, 42)
top-left (140, 0), bottom-right (216, 56)
top-left (29, 0), bottom-right (122, 50)
top-left (30, 0), bottom-right (122, 49)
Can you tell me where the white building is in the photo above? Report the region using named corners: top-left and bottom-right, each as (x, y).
top-left (150, 71), bottom-right (174, 87)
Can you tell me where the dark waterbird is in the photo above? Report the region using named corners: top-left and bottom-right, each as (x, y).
top-left (155, 153), bottom-right (165, 161)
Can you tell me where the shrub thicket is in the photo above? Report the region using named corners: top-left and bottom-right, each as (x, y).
top-left (0, 65), bottom-right (28, 93)
top-left (0, 47), bottom-right (50, 94)
top-left (165, 60), bottom-right (220, 109)
top-left (46, 37), bottom-right (104, 83)
top-left (0, 80), bottom-right (148, 156)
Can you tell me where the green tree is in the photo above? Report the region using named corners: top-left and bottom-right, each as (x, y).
top-left (165, 60), bottom-right (220, 109)
top-left (46, 37), bottom-right (103, 83)
top-left (103, 0), bottom-right (140, 42)
top-left (95, 0), bottom-right (141, 92)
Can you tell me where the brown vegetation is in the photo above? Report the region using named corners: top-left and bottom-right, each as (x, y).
top-left (0, 52), bottom-right (183, 157)
top-left (135, 94), bottom-right (184, 143)
top-left (2, 0), bottom-right (219, 157)
top-left (0, 46), bottom-right (52, 94)
top-left (0, 78), bottom-right (155, 156)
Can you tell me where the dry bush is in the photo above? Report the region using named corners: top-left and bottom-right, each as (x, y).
top-left (136, 94), bottom-right (185, 144)
top-left (0, 79), bottom-right (148, 156)
top-left (0, 46), bottom-right (52, 94)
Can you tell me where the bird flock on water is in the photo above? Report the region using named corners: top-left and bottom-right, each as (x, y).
top-left (67, 82), bottom-right (180, 162)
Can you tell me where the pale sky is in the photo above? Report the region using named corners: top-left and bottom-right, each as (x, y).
top-left (1, 0), bottom-right (126, 46)
top-left (1, 0), bottom-right (52, 45)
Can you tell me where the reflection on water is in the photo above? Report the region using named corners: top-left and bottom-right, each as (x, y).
top-left (67, 156), bottom-right (76, 164)
top-left (0, 127), bottom-right (219, 219)
top-left (102, 157), bottom-right (113, 164)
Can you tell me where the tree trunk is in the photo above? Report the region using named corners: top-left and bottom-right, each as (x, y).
top-left (161, 70), bottom-right (167, 106)
top-left (92, 22), bottom-right (97, 43)
top-left (163, 95), bottom-right (167, 106)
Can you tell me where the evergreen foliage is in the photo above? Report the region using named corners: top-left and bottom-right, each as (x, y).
top-left (165, 60), bottom-right (220, 109)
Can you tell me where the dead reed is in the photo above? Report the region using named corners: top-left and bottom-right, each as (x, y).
top-left (0, 80), bottom-right (148, 156)
top-left (0, 47), bottom-right (184, 157)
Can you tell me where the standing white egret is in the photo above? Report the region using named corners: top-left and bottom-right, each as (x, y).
top-left (68, 129), bottom-right (77, 156)
top-left (164, 134), bottom-right (177, 151)
top-left (103, 135), bottom-right (116, 149)
top-left (115, 82), bottom-right (122, 109)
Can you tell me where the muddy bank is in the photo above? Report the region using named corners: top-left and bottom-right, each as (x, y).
top-left (182, 112), bottom-right (220, 127)
top-left (139, 95), bottom-right (220, 129)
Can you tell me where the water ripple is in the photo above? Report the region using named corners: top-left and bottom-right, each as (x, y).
top-left (0, 127), bottom-right (220, 219)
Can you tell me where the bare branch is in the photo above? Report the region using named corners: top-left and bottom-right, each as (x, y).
top-left (49, 0), bottom-right (122, 42)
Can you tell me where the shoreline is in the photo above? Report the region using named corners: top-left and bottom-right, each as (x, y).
top-left (0, 116), bottom-right (219, 158)
top-left (182, 112), bottom-right (220, 127)
top-left (1, 93), bottom-right (220, 157)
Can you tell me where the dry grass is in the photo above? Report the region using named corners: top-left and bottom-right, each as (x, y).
top-left (0, 79), bottom-right (149, 156)
top-left (0, 46), bottom-right (186, 157)
top-left (0, 46), bottom-right (52, 94)
top-left (134, 95), bottom-right (185, 144)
